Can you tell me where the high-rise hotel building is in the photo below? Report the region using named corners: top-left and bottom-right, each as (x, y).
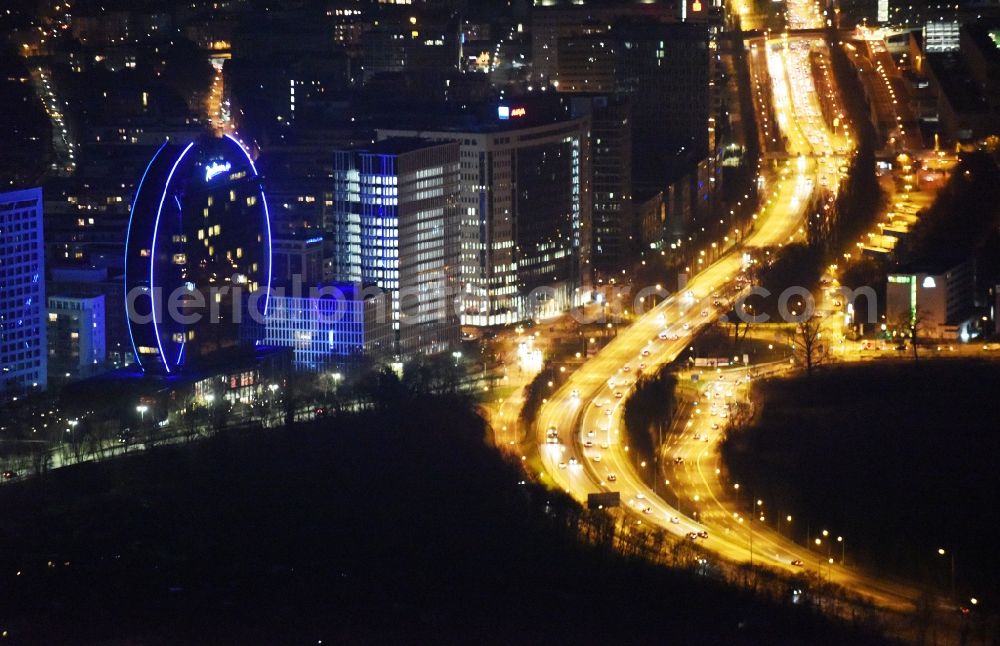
top-left (0, 188), bottom-right (47, 396)
top-left (124, 135), bottom-right (273, 375)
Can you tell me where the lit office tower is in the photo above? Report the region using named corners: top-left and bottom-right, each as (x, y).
top-left (0, 188), bottom-right (47, 396)
top-left (378, 108), bottom-right (591, 326)
top-left (331, 138), bottom-right (461, 356)
top-left (569, 95), bottom-right (633, 276)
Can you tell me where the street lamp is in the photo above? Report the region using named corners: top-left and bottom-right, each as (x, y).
top-left (938, 547), bottom-right (956, 603)
top-left (837, 535), bottom-right (845, 565)
top-left (665, 479), bottom-right (680, 512)
top-left (136, 404), bottom-right (148, 424)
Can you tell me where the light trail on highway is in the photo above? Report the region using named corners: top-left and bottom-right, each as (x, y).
top-left (528, 0), bottom-right (926, 613)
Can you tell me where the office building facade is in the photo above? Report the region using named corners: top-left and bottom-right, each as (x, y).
top-left (378, 113), bottom-right (592, 326)
top-left (273, 235), bottom-right (325, 286)
top-left (614, 21), bottom-right (711, 188)
top-left (331, 138), bottom-right (461, 355)
top-left (0, 188), bottom-right (47, 396)
top-left (887, 259), bottom-right (973, 339)
top-left (263, 283), bottom-right (392, 369)
top-left (569, 95), bottom-right (632, 276)
top-left (531, 0), bottom-right (675, 85)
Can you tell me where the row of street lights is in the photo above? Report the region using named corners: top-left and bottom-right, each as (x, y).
top-left (732, 483), bottom-right (848, 569)
top-left (730, 485), bottom-right (980, 607)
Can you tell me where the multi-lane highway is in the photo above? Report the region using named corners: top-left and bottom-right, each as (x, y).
top-left (530, 11), bottom-right (925, 611)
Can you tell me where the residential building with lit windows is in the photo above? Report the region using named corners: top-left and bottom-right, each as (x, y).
top-left (378, 109), bottom-right (592, 326)
top-left (0, 187), bottom-right (47, 397)
top-left (263, 283), bottom-right (393, 369)
top-left (48, 266), bottom-right (131, 367)
top-left (331, 138), bottom-right (461, 356)
top-left (47, 294), bottom-right (106, 382)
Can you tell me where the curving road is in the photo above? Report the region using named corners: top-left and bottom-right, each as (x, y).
top-left (532, 28), bottom-right (925, 612)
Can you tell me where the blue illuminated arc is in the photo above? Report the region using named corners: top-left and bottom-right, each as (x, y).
top-left (150, 142), bottom-right (195, 374)
top-left (225, 133), bottom-right (273, 316)
top-left (124, 140), bottom-right (168, 370)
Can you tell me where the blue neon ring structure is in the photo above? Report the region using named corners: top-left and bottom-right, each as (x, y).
top-left (124, 135), bottom-right (272, 374)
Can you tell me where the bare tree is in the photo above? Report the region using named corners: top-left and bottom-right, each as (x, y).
top-left (895, 309), bottom-right (928, 362)
top-left (728, 313), bottom-right (752, 353)
top-left (787, 317), bottom-right (828, 377)
top-left (29, 443), bottom-right (51, 477)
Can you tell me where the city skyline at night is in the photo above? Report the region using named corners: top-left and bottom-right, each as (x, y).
top-left (2, 0), bottom-right (1000, 641)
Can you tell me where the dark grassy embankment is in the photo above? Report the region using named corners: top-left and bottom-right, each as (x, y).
top-left (0, 388), bottom-right (897, 643)
top-left (723, 360), bottom-right (1000, 609)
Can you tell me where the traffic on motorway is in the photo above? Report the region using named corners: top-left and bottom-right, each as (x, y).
top-left (529, 9), bottom-right (922, 610)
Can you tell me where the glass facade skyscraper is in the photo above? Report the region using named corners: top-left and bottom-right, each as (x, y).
top-left (263, 284), bottom-right (393, 369)
top-left (331, 138), bottom-right (461, 357)
top-left (378, 114), bottom-right (592, 326)
top-left (0, 188), bottom-right (47, 396)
